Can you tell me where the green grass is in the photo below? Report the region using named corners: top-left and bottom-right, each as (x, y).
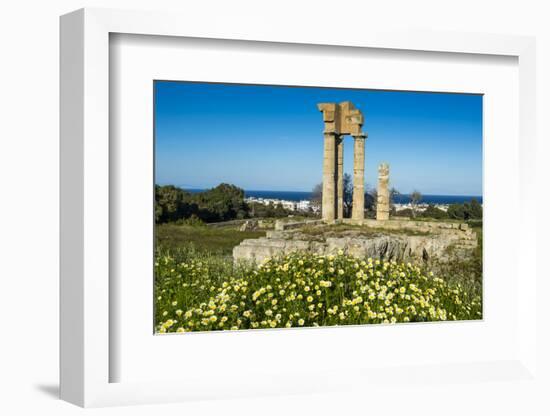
top-left (298, 223), bottom-right (431, 238)
top-left (156, 223), bottom-right (265, 255)
top-left (403, 216), bottom-right (461, 223)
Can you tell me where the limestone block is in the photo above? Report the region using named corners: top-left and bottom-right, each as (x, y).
top-left (239, 220), bottom-right (258, 232)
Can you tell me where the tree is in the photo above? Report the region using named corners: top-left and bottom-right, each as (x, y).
top-left (311, 175), bottom-right (353, 218)
top-left (193, 183), bottom-right (248, 222)
top-left (389, 187), bottom-right (400, 214)
top-left (410, 190), bottom-right (422, 218)
top-left (310, 183), bottom-right (322, 210)
top-left (466, 198), bottom-right (483, 219)
top-left (364, 184), bottom-right (377, 212)
top-left (447, 199), bottom-right (482, 221)
top-left (155, 183), bottom-right (249, 224)
top-left (155, 185), bottom-right (197, 223)
top-left (343, 173), bottom-right (353, 217)
top-left (274, 202), bottom-right (288, 217)
top-left (421, 204), bottom-right (448, 219)
top-left (447, 203), bottom-right (466, 220)
top-left (395, 208), bottom-right (413, 218)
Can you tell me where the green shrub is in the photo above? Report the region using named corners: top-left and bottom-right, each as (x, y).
top-left (447, 199), bottom-right (483, 220)
top-left (155, 183), bottom-right (249, 224)
top-left (175, 215), bottom-right (206, 227)
top-left (421, 205), bottom-right (448, 219)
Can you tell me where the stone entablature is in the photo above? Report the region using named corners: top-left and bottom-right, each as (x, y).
top-left (317, 102), bottom-right (364, 136)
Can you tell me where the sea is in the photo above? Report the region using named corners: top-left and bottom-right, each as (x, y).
top-left (186, 188), bottom-right (482, 205)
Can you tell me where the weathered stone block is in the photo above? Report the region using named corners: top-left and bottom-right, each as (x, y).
top-left (239, 220), bottom-right (259, 232)
top-left (275, 219), bottom-right (324, 231)
top-left (233, 220), bottom-right (478, 265)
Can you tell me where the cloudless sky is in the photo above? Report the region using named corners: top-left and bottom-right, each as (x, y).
top-left (155, 81), bottom-right (482, 195)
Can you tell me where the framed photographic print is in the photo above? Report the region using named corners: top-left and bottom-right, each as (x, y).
top-left (60, 8), bottom-right (538, 408)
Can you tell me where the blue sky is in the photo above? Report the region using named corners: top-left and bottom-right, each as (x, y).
top-left (155, 81), bottom-right (482, 195)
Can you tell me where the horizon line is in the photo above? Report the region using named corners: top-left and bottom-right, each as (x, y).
top-left (157, 184), bottom-right (482, 197)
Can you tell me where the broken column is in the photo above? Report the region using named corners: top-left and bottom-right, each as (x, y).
top-left (377, 162), bottom-right (390, 221)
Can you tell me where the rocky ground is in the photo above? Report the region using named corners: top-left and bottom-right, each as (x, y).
top-left (233, 220), bottom-right (478, 265)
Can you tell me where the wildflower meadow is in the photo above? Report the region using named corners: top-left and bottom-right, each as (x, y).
top-left (155, 246), bottom-right (482, 333)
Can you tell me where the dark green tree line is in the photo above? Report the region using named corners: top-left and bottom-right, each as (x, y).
top-left (155, 183), bottom-right (249, 224)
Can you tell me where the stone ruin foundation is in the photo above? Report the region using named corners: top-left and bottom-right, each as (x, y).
top-left (233, 219), bottom-right (477, 265)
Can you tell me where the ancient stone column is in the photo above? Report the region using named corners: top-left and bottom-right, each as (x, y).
top-left (377, 163), bottom-right (390, 221)
top-left (352, 134), bottom-right (366, 221)
top-left (322, 132), bottom-right (337, 222)
top-left (336, 136), bottom-right (344, 220)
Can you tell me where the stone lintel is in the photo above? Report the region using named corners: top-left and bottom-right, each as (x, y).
top-left (318, 101), bottom-right (365, 136)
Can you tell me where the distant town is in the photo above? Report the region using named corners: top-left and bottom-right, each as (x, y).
top-left (245, 196), bottom-right (319, 213)
top-left (245, 196), bottom-right (456, 214)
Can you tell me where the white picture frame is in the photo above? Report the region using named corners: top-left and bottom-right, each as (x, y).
top-left (60, 7), bottom-right (538, 408)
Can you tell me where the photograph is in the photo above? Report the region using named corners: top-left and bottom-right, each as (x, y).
top-left (154, 81), bottom-right (483, 333)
